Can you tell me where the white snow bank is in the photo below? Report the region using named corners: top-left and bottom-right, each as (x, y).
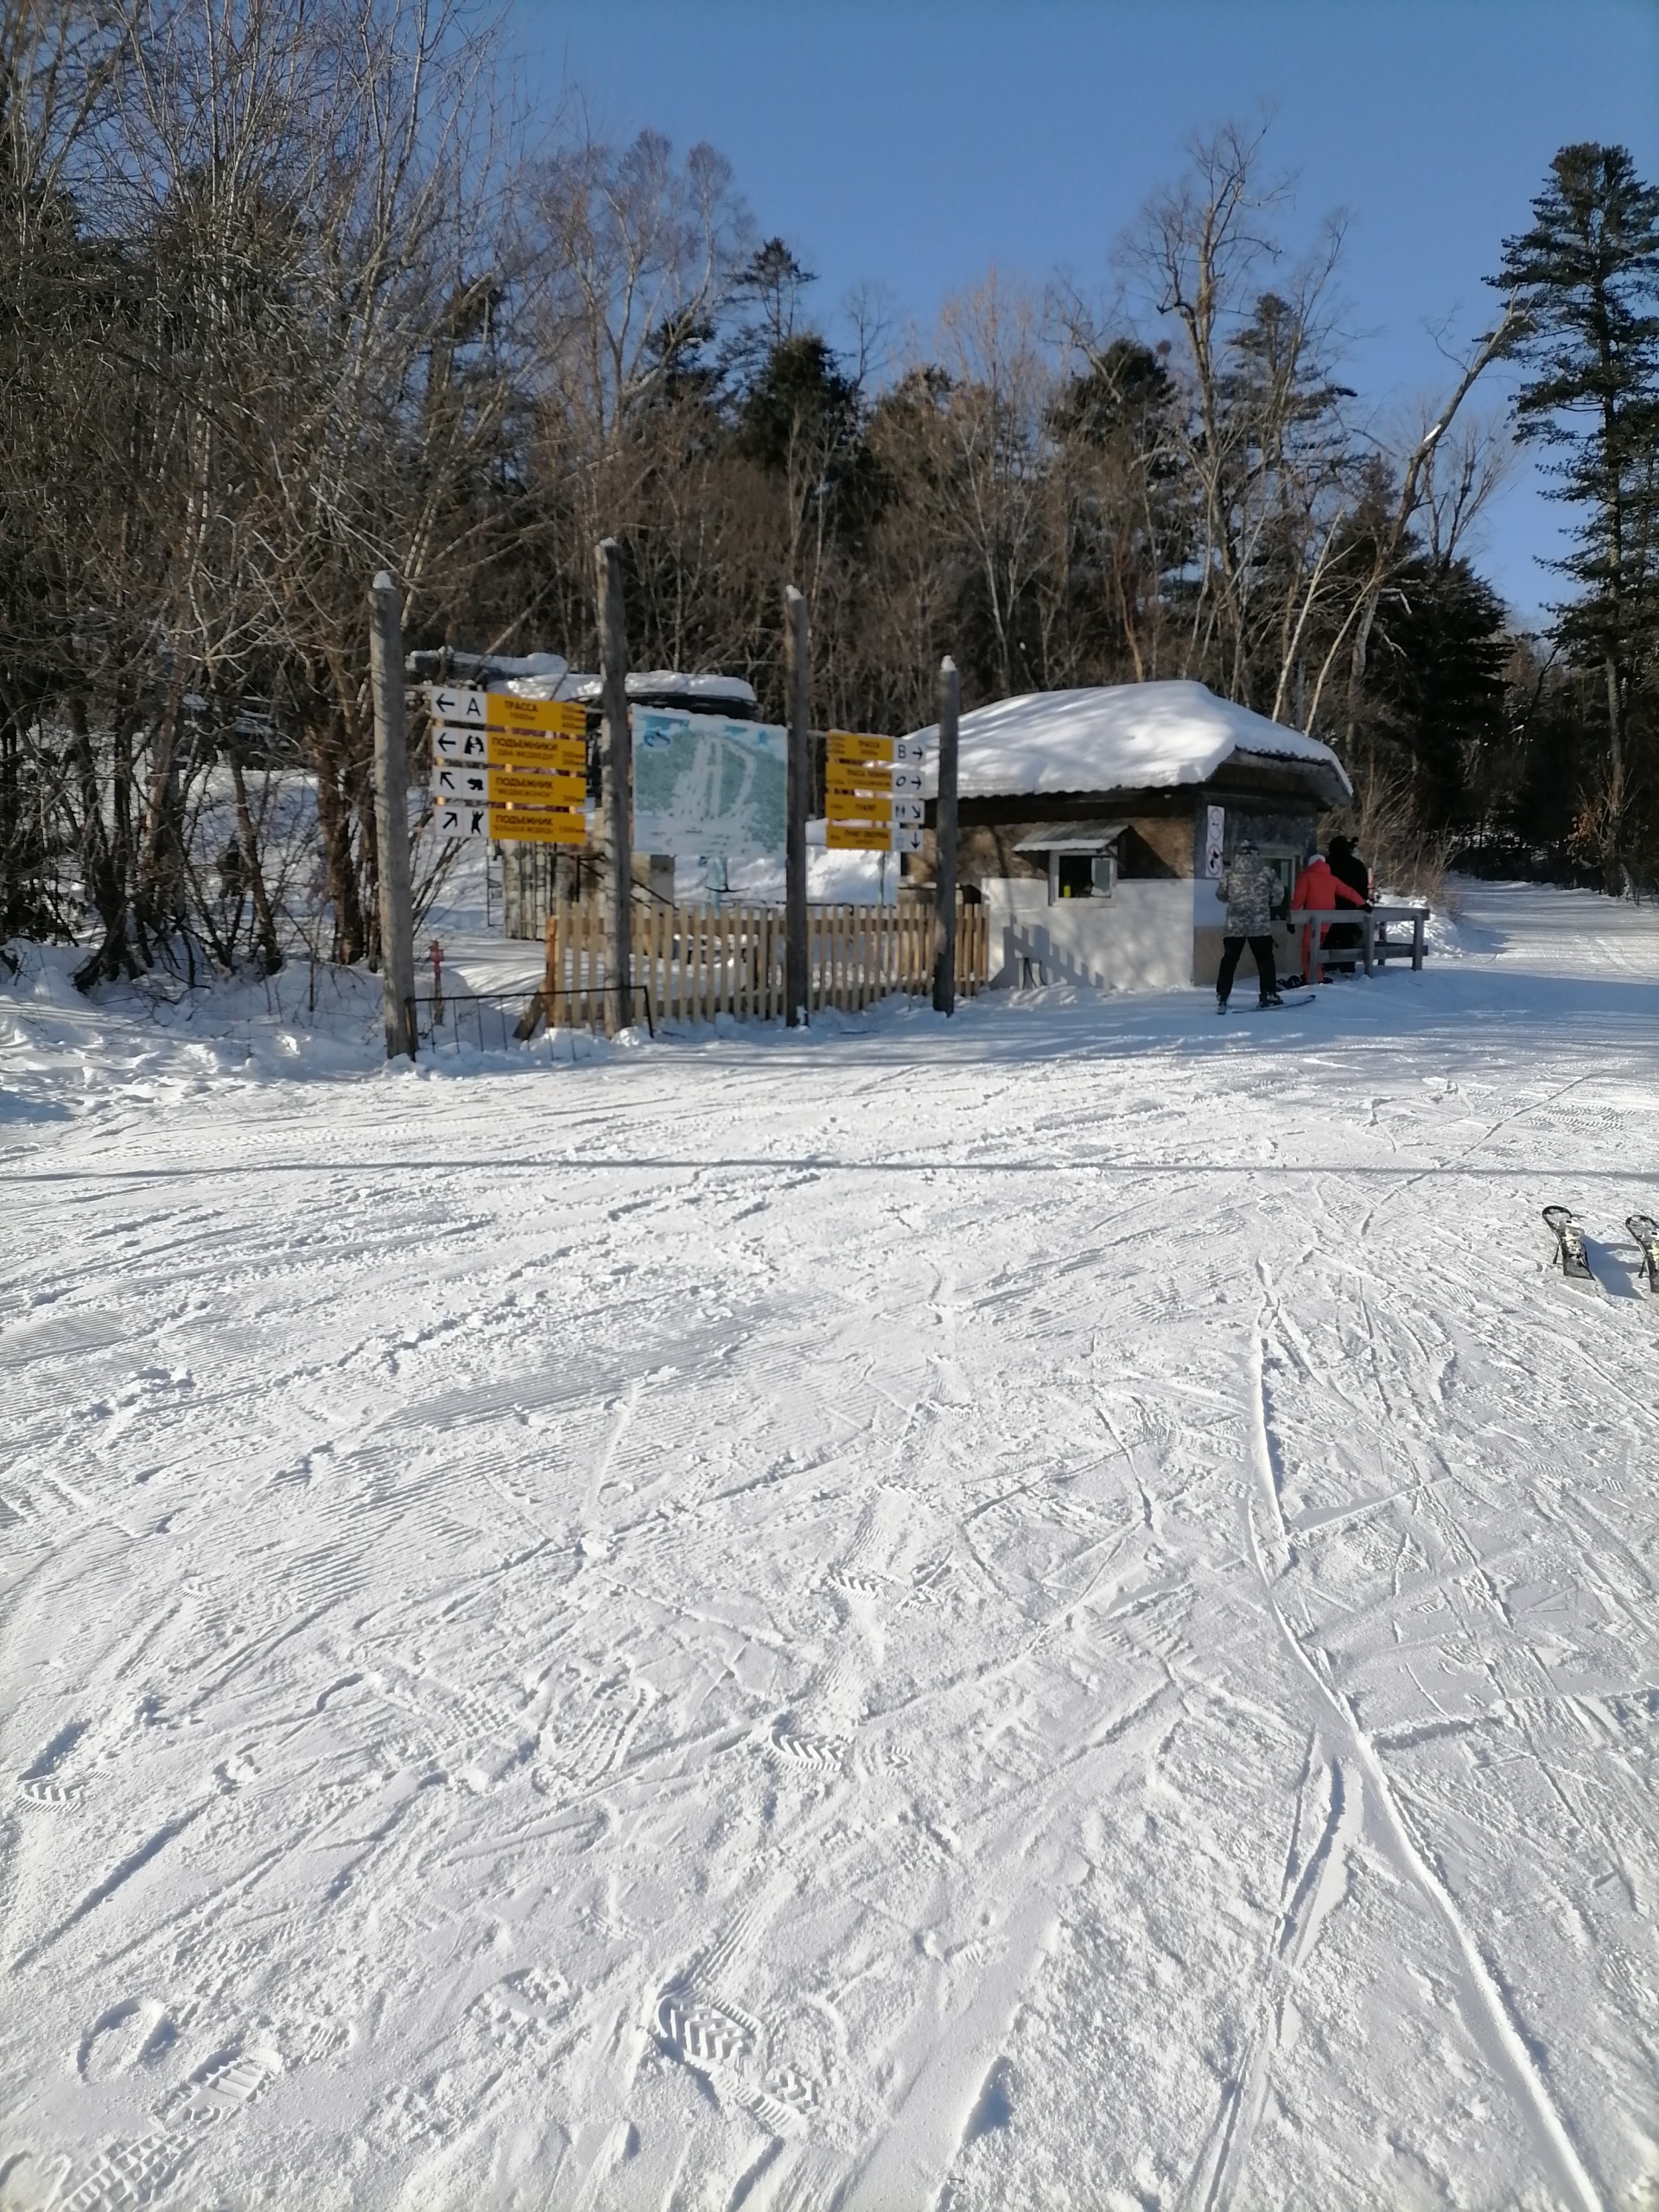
top-left (913, 678), bottom-right (1352, 801)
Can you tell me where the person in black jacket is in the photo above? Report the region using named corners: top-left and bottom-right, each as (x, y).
top-left (1325, 835), bottom-right (1371, 972)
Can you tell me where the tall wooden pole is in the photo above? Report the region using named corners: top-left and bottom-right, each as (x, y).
top-left (932, 654), bottom-right (960, 1015)
top-left (785, 585), bottom-right (810, 1027)
top-left (369, 570), bottom-right (416, 1060)
top-left (597, 538), bottom-right (633, 1037)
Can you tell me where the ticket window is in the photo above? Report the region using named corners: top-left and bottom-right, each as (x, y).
top-left (1260, 851), bottom-right (1298, 921)
top-left (1049, 849), bottom-right (1118, 902)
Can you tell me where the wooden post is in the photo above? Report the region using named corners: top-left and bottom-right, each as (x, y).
top-left (932, 655), bottom-right (960, 1014)
top-left (597, 538), bottom-right (632, 1036)
top-left (368, 571), bottom-right (416, 1060)
top-left (785, 585), bottom-right (810, 1026)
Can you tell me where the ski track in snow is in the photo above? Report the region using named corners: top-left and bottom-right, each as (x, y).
top-left (2, 881), bottom-right (1657, 2209)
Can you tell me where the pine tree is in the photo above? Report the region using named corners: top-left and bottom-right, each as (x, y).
top-left (1493, 143), bottom-right (1659, 889)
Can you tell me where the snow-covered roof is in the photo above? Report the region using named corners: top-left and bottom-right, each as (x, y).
top-left (913, 680), bottom-right (1351, 804)
top-left (400, 654), bottom-right (759, 712)
top-left (405, 649), bottom-right (569, 697)
top-left (559, 670), bottom-right (759, 710)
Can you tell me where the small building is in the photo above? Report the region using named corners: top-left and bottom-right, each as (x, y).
top-left (908, 680), bottom-right (1352, 990)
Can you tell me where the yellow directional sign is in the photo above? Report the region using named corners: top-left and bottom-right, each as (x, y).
top-left (823, 728), bottom-right (925, 851)
top-left (828, 729), bottom-right (929, 766)
top-left (431, 766), bottom-right (587, 805)
top-left (489, 731), bottom-right (586, 771)
top-left (828, 730), bottom-right (894, 765)
top-left (423, 683), bottom-right (587, 737)
top-left (432, 801), bottom-right (588, 844)
top-left (491, 807), bottom-right (587, 844)
top-left (430, 725), bottom-right (586, 771)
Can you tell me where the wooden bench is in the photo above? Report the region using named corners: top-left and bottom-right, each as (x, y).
top-left (1289, 904), bottom-right (1428, 983)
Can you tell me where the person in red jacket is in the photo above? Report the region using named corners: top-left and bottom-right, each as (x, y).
top-left (1292, 851), bottom-right (1368, 982)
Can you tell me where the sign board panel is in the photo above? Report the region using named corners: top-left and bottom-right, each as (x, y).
top-left (826, 822), bottom-right (924, 854)
top-left (827, 730), bottom-right (928, 767)
top-left (432, 802), bottom-right (588, 844)
top-left (1205, 804), bottom-right (1226, 879)
top-left (823, 728), bottom-right (925, 853)
top-left (828, 731), bottom-right (894, 766)
top-left (430, 725), bottom-right (585, 771)
top-left (825, 766), bottom-right (921, 796)
top-left (432, 804), bottom-right (491, 840)
top-left (632, 709), bottom-right (786, 858)
top-left (431, 766), bottom-right (586, 805)
top-left (423, 685), bottom-right (586, 737)
top-left (490, 809), bottom-right (587, 844)
top-left (827, 792), bottom-right (892, 823)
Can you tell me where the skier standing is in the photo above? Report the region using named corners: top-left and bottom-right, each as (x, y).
top-left (1325, 835), bottom-right (1372, 971)
top-left (1291, 851), bottom-right (1368, 982)
top-left (1215, 839), bottom-right (1282, 1012)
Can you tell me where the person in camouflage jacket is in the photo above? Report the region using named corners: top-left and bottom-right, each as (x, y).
top-left (1215, 840), bottom-right (1281, 1010)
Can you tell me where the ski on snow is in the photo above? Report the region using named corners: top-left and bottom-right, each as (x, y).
top-left (1542, 1205), bottom-right (1597, 1287)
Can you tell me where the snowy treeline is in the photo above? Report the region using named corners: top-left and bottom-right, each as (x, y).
top-left (1, 0), bottom-right (1654, 989)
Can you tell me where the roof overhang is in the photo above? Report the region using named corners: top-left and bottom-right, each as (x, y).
top-left (1012, 821), bottom-right (1128, 854)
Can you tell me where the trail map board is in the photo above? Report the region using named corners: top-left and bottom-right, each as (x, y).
top-left (632, 709), bottom-right (787, 858)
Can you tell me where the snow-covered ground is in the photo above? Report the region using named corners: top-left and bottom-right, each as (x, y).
top-left (2, 882), bottom-right (1657, 2212)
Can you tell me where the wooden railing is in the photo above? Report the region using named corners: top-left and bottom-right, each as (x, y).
top-left (543, 898), bottom-right (989, 1028)
top-left (1290, 903), bottom-right (1428, 983)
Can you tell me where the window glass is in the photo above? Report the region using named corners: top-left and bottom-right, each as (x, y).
top-left (1260, 852), bottom-right (1297, 917)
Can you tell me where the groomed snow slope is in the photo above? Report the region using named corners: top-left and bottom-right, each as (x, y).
top-left (2, 883), bottom-right (1656, 2212)
top-left (914, 679), bottom-right (1353, 801)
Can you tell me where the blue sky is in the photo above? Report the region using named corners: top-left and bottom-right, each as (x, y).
top-left (512, 0), bottom-right (1659, 623)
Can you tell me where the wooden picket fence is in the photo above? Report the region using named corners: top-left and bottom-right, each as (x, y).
top-left (543, 898), bottom-right (988, 1028)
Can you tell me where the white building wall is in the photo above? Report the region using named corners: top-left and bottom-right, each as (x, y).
top-left (982, 879), bottom-right (1195, 992)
